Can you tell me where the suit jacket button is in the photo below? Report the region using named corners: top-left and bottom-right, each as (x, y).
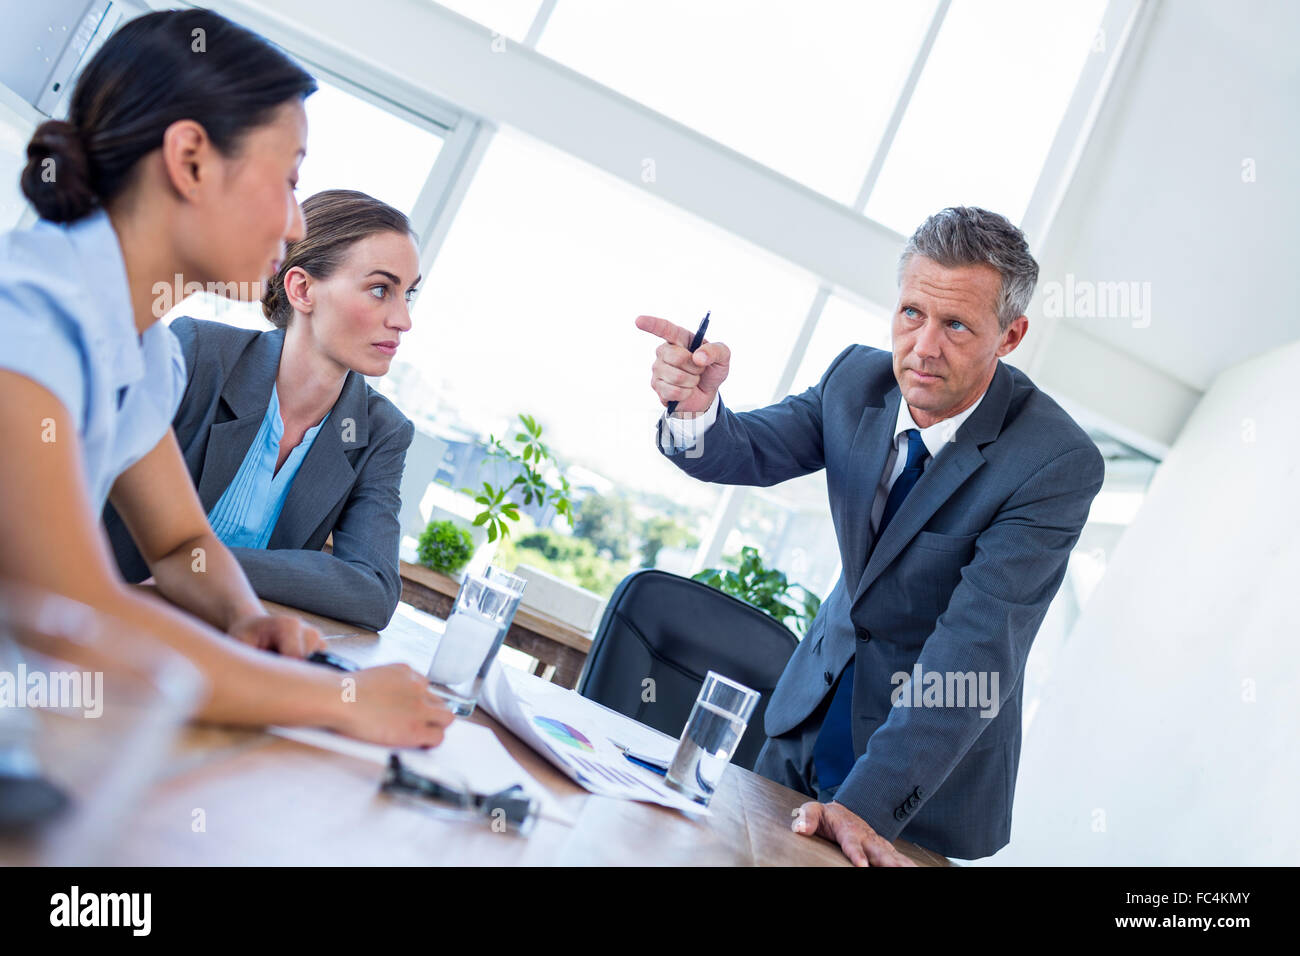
top-left (857, 630), bottom-right (870, 643)
top-left (824, 670), bottom-right (833, 685)
top-left (915, 786), bottom-right (923, 798)
top-left (907, 796), bottom-right (919, 809)
top-left (893, 807), bottom-right (906, 821)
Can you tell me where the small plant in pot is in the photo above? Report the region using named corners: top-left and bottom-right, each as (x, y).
top-left (416, 518), bottom-right (475, 576)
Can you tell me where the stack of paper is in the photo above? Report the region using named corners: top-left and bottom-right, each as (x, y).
top-left (477, 662), bottom-right (705, 815)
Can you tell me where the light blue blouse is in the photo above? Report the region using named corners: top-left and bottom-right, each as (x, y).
top-left (206, 383), bottom-right (328, 549)
top-left (0, 209), bottom-right (187, 513)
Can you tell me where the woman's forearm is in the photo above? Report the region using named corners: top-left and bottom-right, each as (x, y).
top-left (99, 580), bottom-right (346, 727)
top-left (148, 531), bottom-right (265, 631)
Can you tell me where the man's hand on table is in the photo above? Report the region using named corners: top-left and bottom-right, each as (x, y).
top-left (793, 800), bottom-right (918, 867)
top-left (229, 611), bottom-right (326, 658)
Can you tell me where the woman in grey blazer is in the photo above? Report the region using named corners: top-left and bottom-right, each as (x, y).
top-left (107, 190), bottom-right (420, 630)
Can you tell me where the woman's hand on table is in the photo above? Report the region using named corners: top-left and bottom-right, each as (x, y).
top-left (329, 663), bottom-right (456, 748)
top-left (229, 611), bottom-right (326, 658)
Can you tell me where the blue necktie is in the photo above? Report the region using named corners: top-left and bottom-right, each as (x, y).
top-left (812, 428), bottom-right (929, 794)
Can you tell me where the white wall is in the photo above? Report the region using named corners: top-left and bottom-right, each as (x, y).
top-left (984, 337), bottom-right (1300, 865)
top-left (1021, 0), bottom-right (1300, 454)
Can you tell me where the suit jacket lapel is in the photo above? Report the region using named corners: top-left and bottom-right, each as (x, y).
top-left (267, 370), bottom-right (370, 550)
top-left (850, 360), bottom-right (1015, 612)
top-left (837, 383), bottom-right (902, 599)
top-left (195, 329), bottom-right (284, 510)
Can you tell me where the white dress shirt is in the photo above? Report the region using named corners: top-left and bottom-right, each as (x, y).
top-left (867, 388), bottom-right (986, 535)
top-left (662, 384), bottom-right (989, 536)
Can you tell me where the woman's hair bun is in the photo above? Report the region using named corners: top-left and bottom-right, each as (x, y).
top-left (260, 281), bottom-right (285, 323)
top-left (21, 119), bottom-right (98, 223)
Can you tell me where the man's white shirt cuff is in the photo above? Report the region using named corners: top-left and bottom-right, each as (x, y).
top-left (661, 391), bottom-right (720, 450)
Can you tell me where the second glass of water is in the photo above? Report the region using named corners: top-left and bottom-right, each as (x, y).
top-left (426, 567), bottom-right (526, 716)
top-left (664, 671), bottom-right (760, 806)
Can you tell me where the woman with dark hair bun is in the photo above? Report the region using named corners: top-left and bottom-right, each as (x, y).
top-left (106, 189), bottom-right (422, 631)
top-left (0, 9), bottom-right (452, 746)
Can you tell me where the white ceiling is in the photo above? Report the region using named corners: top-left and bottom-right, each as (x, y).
top-left (1043, 0), bottom-right (1300, 393)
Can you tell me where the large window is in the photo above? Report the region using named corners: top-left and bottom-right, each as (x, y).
top-left (791, 293), bottom-right (893, 388)
top-left (295, 81), bottom-right (446, 214)
top-left (395, 125), bottom-right (821, 526)
top-left (714, 296), bottom-right (889, 603)
top-left (865, 0), bottom-right (1108, 231)
top-left (537, 0), bottom-right (940, 204)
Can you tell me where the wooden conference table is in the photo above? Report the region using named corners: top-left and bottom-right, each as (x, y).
top-left (103, 602), bottom-right (951, 866)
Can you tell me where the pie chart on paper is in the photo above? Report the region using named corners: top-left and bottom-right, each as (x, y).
top-left (532, 716), bottom-right (595, 753)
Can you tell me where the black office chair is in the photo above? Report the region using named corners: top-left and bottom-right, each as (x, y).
top-left (577, 569), bottom-right (799, 771)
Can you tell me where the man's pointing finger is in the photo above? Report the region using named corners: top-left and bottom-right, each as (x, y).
top-left (635, 314), bottom-right (693, 348)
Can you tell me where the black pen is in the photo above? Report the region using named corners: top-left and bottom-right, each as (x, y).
top-left (307, 650), bottom-right (359, 672)
top-left (666, 311), bottom-right (710, 416)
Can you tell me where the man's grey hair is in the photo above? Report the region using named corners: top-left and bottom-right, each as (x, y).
top-left (897, 206), bottom-right (1039, 331)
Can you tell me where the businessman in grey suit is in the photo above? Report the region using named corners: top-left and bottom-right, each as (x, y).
top-left (639, 207), bottom-right (1104, 865)
top-left (104, 316), bottom-right (414, 631)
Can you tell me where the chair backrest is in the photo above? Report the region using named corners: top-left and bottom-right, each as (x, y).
top-left (398, 430), bottom-right (449, 540)
top-left (577, 569), bottom-right (799, 771)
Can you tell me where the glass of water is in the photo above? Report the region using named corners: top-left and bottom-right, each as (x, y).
top-left (426, 568), bottom-right (525, 716)
top-left (664, 671), bottom-right (760, 806)
top-left (464, 566), bottom-right (527, 621)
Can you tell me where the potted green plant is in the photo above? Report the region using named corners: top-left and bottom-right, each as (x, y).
top-left (416, 518), bottom-right (475, 576)
top-left (693, 545), bottom-right (822, 637)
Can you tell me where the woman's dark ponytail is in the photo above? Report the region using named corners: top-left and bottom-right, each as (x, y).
top-left (19, 7), bottom-right (317, 224)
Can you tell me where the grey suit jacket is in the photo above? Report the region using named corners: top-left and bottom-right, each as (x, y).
top-left (660, 345), bottom-right (1104, 859)
top-left (104, 316), bottom-right (415, 631)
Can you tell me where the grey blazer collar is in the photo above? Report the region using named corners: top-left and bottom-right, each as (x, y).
top-left (220, 327), bottom-right (284, 418)
top-left (848, 360), bottom-right (1014, 610)
top-left (197, 326), bottom-right (372, 550)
